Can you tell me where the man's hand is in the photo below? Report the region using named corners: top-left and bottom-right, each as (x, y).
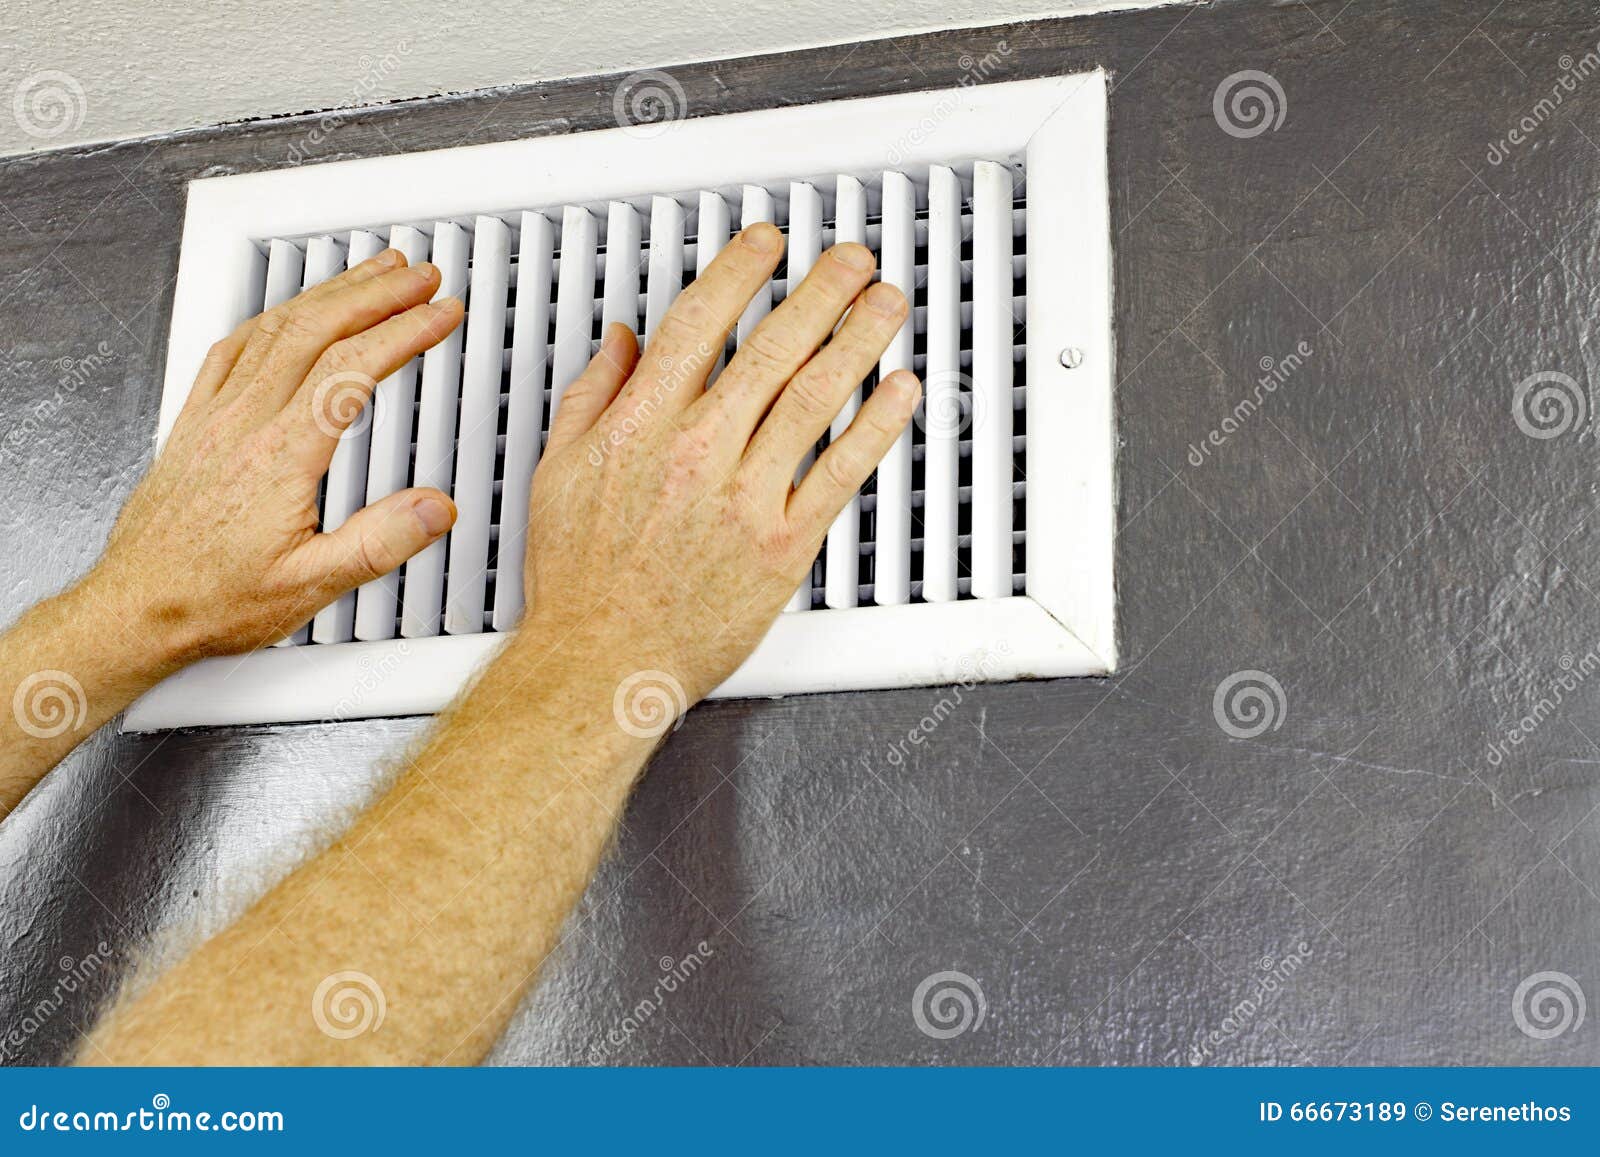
top-left (103, 248), bottom-right (462, 661)
top-left (0, 248), bottom-right (462, 819)
top-left (78, 223), bottom-right (919, 1065)
top-left (524, 222), bottom-right (917, 705)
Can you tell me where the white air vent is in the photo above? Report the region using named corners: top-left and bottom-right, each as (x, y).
top-left (125, 70), bottom-right (1115, 731)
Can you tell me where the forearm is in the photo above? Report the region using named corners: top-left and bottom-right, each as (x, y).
top-left (79, 612), bottom-right (656, 1065)
top-left (0, 566), bottom-right (186, 820)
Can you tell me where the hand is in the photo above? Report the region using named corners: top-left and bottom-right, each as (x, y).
top-left (520, 222), bottom-right (920, 706)
top-left (94, 249), bottom-right (464, 665)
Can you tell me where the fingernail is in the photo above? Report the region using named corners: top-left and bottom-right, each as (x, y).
top-left (742, 223), bottom-right (781, 253)
top-left (865, 281), bottom-right (904, 315)
top-left (412, 262), bottom-right (439, 282)
top-left (414, 498), bottom-right (455, 536)
top-left (835, 243), bottom-right (875, 271)
top-left (376, 248), bottom-right (404, 267)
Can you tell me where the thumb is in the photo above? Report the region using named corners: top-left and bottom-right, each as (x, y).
top-left (296, 487), bottom-right (456, 593)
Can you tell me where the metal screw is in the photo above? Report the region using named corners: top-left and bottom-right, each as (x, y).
top-left (1059, 347), bottom-right (1084, 369)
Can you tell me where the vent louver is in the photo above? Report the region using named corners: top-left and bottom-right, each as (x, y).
top-left (126, 70), bottom-right (1115, 730)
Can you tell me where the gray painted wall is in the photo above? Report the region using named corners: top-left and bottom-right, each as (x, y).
top-left (2, 0), bottom-right (1598, 1065)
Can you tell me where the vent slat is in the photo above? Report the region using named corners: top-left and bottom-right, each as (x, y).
top-left (874, 170), bottom-right (916, 607)
top-left (645, 196), bottom-right (684, 343)
top-left (970, 161), bottom-right (1015, 600)
top-left (783, 180), bottom-right (824, 614)
top-left (822, 174), bottom-right (866, 611)
top-left (264, 239), bottom-right (308, 645)
top-left (312, 228), bottom-right (385, 644)
top-left (400, 221), bottom-right (469, 639)
top-left (550, 205), bottom-right (597, 422)
top-left (354, 224), bottom-right (431, 641)
top-left (922, 164), bottom-right (962, 604)
top-left (276, 235), bottom-right (346, 647)
top-left (493, 211), bottom-right (554, 631)
top-left (602, 201), bottom-right (642, 335)
top-left (444, 215), bottom-right (512, 636)
top-left (736, 185), bottom-right (774, 348)
top-left (696, 191), bottom-right (731, 381)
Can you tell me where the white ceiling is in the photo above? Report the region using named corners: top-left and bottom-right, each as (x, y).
top-left (0, 0), bottom-right (1191, 157)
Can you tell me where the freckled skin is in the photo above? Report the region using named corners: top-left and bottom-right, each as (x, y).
top-left (0, 224), bottom-right (919, 1064)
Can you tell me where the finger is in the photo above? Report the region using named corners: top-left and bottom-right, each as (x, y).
top-left (180, 315), bottom-right (258, 415)
top-left (786, 370), bottom-right (921, 537)
top-left (741, 282), bottom-right (908, 483)
top-left (218, 260), bottom-right (442, 414)
top-left (209, 248), bottom-right (404, 405)
top-left (688, 242), bottom-right (877, 444)
top-left (292, 487), bottom-right (457, 597)
top-left (283, 298), bottom-right (464, 468)
top-left (614, 223), bottom-right (783, 415)
top-left (546, 323), bottom-right (640, 457)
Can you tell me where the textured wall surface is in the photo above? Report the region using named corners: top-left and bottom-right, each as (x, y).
top-left (0, 0), bottom-right (1187, 157)
top-left (2, 0), bottom-right (1599, 1066)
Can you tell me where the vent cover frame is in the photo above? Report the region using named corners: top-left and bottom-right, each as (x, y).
top-left (126, 69), bottom-right (1114, 731)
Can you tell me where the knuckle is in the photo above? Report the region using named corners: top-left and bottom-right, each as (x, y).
top-left (782, 372), bottom-right (833, 420)
top-left (660, 292), bottom-right (716, 340)
top-left (274, 305), bottom-right (326, 345)
top-left (740, 326), bottom-right (798, 370)
top-left (823, 447), bottom-right (862, 491)
top-left (352, 534), bottom-right (388, 582)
